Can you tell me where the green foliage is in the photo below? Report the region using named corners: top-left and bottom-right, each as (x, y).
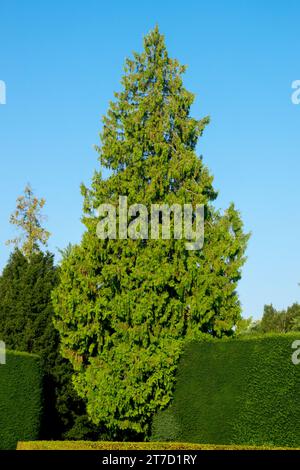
top-left (53, 26), bottom-right (248, 437)
top-left (267, 303), bottom-right (300, 332)
top-left (0, 350), bottom-right (42, 449)
top-left (239, 319), bottom-right (262, 335)
top-left (17, 441), bottom-right (295, 450)
top-left (151, 334), bottom-right (300, 447)
top-left (6, 184), bottom-right (50, 258)
top-left (0, 249), bottom-right (58, 354)
top-left (234, 316), bottom-right (253, 335)
top-left (246, 303), bottom-right (300, 335)
top-left (57, 243), bottom-right (75, 264)
top-left (0, 249), bottom-right (99, 439)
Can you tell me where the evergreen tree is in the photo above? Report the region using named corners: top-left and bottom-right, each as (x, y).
top-left (257, 303), bottom-right (300, 333)
top-left (1, 185), bottom-right (101, 438)
top-left (0, 249), bottom-right (56, 353)
top-left (53, 27), bottom-right (249, 437)
top-left (0, 249), bottom-right (60, 435)
top-left (0, 248), bottom-right (102, 439)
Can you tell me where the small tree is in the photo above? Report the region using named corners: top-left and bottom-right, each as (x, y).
top-left (6, 184), bottom-right (50, 258)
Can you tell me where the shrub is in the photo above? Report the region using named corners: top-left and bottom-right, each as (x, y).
top-left (0, 350), bottom-right (42, 449)
top-left (151, 334), bottom-right (300, 447)
top-left (0, 248), bottom-right (100, 439)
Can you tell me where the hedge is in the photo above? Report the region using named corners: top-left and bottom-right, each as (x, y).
top-left (17, 441), bottom-right (297, 450)
top-left (151, 334), bottom-right (300, 447)
top-left (0, 350), bottom-right (42, 449)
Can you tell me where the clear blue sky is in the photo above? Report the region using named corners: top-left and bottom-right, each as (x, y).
top-left (0, 0), bottom-right (299, 319)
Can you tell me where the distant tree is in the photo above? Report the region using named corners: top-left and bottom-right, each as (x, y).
top-left (259, 304), bottom-right (283, 333)
top-left (285, 303), bottom-right (300, 331)
top-left (254, 303), bottom-right (300, 334)
top-left (291, 316), bottom-right (300, 331)
top-left (248, 319), bottom-right (262, 333)
top-left (6, 184), bottom-right (50, 258)
top-left (234, 317), bottom-right (253, 335)
top-left (53, 27), bottom-right (249, 438)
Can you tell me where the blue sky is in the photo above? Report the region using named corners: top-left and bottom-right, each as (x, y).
top-left (0, 0), bottom-right (299, 319)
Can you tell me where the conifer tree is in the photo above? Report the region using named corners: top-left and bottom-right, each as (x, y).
top-left (1, 187), bottom-right (100, 438)
top-left (53, 27), bottom-right (249, 437)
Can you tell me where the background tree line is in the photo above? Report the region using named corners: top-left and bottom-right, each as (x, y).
top-left (238, 303), bottom-right (300, 335)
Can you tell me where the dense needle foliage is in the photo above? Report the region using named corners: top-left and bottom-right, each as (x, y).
top-left (53, 27), bottom-right (248, 437)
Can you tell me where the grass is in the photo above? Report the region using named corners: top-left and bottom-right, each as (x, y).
top-left (17, 441), bottom-right (299, 450)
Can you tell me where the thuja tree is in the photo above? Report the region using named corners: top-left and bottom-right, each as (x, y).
top-left (53, 27), bottom-right (249, 437)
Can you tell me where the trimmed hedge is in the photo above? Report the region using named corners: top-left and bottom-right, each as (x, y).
top-left (151, 334), bottom-right (300, 447)
top-left (0, 350), bottom-right (42, 449)
top-left (17, 441), bottom-right (297, 450)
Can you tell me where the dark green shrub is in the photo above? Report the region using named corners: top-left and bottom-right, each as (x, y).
top-left (151, 334), bottom-right (300, 447)
top-left (0, 350), bottom-right (42, 449)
